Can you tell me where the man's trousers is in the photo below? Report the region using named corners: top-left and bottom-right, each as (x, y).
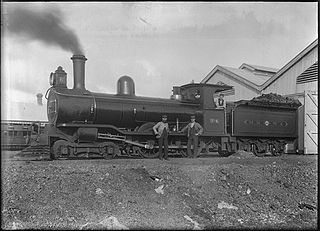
top-left (158, 132), bottom-right (168, 159)
top-left (187, 135), bottom-right (198, 158)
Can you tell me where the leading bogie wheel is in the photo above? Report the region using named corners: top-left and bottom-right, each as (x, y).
top-left (52, 140), bottom-right (70, 160)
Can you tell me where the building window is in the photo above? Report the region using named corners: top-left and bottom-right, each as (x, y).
top-left (296, 61), bottom-right (318, 84)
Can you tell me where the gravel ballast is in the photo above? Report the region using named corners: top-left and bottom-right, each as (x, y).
top-left (1, 151), bottom-right (318, 229)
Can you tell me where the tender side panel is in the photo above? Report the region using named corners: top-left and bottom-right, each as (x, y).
top-left (232, 106), bottom-right (298, 137)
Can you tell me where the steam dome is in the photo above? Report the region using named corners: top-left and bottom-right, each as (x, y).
top-left (117, 75), bottom-right (135, 96)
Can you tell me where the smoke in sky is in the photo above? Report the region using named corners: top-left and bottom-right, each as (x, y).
top-left (5, 5), bottom-right (84, 55)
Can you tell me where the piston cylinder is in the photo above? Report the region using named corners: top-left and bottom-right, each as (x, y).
top-left (77, 127), bottom-right (98, 142)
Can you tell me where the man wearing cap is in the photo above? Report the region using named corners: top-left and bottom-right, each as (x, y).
top-left (181, 115), bottom-right (203, 158)
top-left (153, 115), bottom-right (169, 160)
top-left (214, 93), bottom-right (226, 109)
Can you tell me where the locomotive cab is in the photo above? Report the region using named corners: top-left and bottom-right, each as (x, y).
top-left (171, 83), bottom-right (234, 137)
top-left (173, 83), bottom-right (233, 109)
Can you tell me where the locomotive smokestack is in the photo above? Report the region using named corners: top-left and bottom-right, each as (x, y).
top-left (71, 55), bottom-right (87, 90)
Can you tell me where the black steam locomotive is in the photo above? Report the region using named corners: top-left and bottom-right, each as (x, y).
top-left (46, 55), bottom-right (301, 159)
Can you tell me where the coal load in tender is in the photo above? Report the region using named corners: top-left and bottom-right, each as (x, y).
top-left (248, 93), bottom-right (302, 108)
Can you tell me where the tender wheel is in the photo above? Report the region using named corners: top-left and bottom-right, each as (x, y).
top-left (52, 140), bottom-right (70, 160)
top-left (252, 144), bottom-right (265, 157)
top-left (271, 145), bottom-right (283, 156)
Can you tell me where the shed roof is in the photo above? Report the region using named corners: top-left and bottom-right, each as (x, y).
top-left (222, 66), bottom-right (272, 86)
top-left (261, 38), bottom-right (318, 90)
top-left (201, 64), bottom-right (274, 92)
top-left (201, 39), bottom-right (318, 93)
top-left (239, 63), bottom-right (279, 73)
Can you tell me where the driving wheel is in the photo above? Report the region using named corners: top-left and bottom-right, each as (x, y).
top-left (139, 148), bottom-right (159, 159)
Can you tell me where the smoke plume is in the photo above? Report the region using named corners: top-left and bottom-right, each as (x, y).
top-left (6, 5), bottom-right (84, 55)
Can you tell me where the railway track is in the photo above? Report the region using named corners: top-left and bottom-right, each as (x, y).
top-left (11, 143), bottom-right (279, 160)
top-left (19, 144), bottom-right (50, 156)
top-left (1, 144), bottom-right (29, 151)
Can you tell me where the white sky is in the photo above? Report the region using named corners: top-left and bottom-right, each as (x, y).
top-left (1, 2), bottom-right (318, 120)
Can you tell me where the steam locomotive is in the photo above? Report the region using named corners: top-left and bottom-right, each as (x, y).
top-left (46, 55), bottom-right (301, 159)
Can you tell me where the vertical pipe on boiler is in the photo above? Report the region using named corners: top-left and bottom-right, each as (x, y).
top-left (71, 55), bottom-right (87, 90)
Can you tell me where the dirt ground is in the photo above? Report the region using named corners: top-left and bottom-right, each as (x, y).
top-left (1, 151), bottom-right (318, 230)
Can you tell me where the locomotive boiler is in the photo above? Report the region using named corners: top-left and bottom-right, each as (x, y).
top-left (46, 55), bottom-right (301, 159)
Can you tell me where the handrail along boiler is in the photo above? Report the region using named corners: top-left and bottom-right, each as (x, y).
top-left (46, 55), bottom-right (301, 159)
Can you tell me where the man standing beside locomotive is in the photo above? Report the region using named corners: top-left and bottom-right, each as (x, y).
top-left (181, 115), bottom-right (204, 158)
top-left (153, 115), bottom-right (169, 160)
